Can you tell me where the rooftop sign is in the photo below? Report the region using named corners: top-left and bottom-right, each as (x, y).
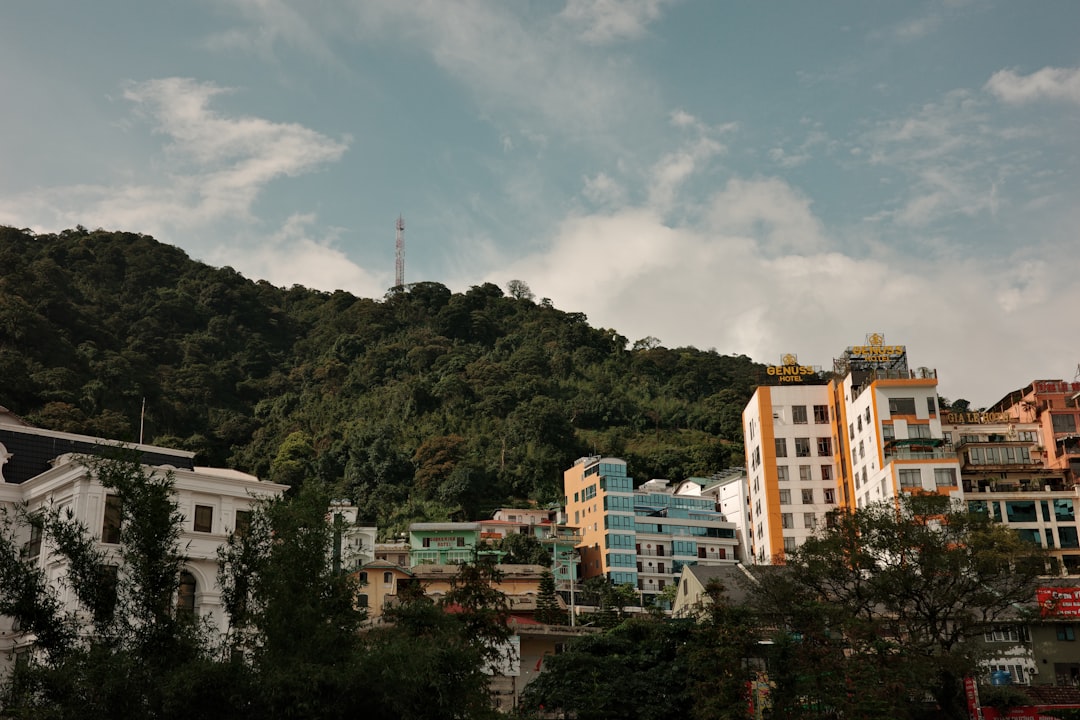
top-left (765, 354), bottom-right (816, 384)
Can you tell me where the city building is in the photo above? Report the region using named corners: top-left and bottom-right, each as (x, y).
top-left (563, 456), bottom-right (739, 602)
top-left (355, 560), bottom-right (414, 620)
top-left (742, 337), bottom-right (961, 563)
top-left (990, 380), bottom-right (1080, 481)
top-left (0, 407), bottom-right (286, 673)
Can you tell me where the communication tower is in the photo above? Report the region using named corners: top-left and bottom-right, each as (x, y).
top-left (395, 215), bottom-right (405, 288)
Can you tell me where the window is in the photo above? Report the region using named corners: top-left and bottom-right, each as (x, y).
top-left (422, 537), bottom-right (431, 548)
top-left (95, 565), bottom-right (119, 623)
top-left (698, 547), bottom-right (707, 559)
top-left (849, 423), bottom-right (855, 439)
top-left (823, 489), bottom-right (836, 504)
top-left (194, 505), bottom-right (213, 533)
top-left (865, 407), bottom-right (871, 424)
top-left (234, 510), bottom-right (252, 537)
top-left (359, 571), bottom-right (369, 583)
top-left (1056, 625), bottom-right (1076, 641)
top-left (984, 627), bottom-right (1023, 643)
top-left (792, 406), bottom-right (808, 424)
top-left (899, 469), bottom-right (921, 488)
top-left (24, 524), bottom-right (42, 560)
top-left (779, 489), bottom-right (791, 504)
top-left (882, 424), bottom-right (895, 440)
top-left (817, 437), bottom-right (832, 456)
top-left (102, 495), bottom-right (122, 544)
top-left (889, 397), bottom-right (917, 415)
top-left (802, 489), bottom-right (814, 504)
top-left (775, 438), bottom-right (787, 458)
top-left (177, 571), bottom-right (196, 616)
top-left (1006, 501), bottom-right (1038, 523)
top-left (820, 464), bottom-right (832, 481)
top-left (776, 466), bottom-right (789, 482)
top-left (857, 415), bottom-right (862, 432)
top-left (357, 594), bottom-right (369, 608)
top-left (799, 465), bottom-right (812, 482)
top-left (909, 424), bottom-right (932, 439)
top-left (1052, 414), bottom-right (1077, 433)
top-left (795, 438), bottom-right (811, 457)
top-left (1018, 430), bottom-right (1037, 442)
top-left (1056, 499), bottom-right (1076, 522)
top-left (927, 397), bottom-right (937, 415)
top-left (803, 512), bottom-right (816, 529)
top-left (457, 537), bottom-right (465, 547)
top-left (859, 440), bottom-right (865, 459)
top-left (934, 468), bottom-right (957, 487)
top-left (383, 571), bottom-right (393, 585)
top-left (781, 513), bottom-right (793, 529)
top-left (657, 562), bottom-right (665, 574)
top-left (783, 537), bottom-right (796, 552)
top-left (813, 405), bottom-right (829, 424)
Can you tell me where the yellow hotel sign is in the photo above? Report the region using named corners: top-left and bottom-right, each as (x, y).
top-left (766, 354), bottom-right (815, 383)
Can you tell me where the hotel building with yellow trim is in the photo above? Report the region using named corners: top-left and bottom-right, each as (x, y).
top-left (742, 337), bottom-right (961, 564)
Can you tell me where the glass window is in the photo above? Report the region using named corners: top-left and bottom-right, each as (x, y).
top-left (823, 489), bottom-right (836, 504)
top-left (194, 505), bottom-right (213, 533)
top-left (1056, 625), bottom-right (1075, 641)
top-left (1052, 414), bottom-right (1077, 433)
top-left (177, 571), bottom-right (196, 616)
top-left (799, 465), bottom-right (812, 482)
top-left (783, 537), bottom-right (796, 552)
top-left (779, 489), bottom-right (791, 505)
top-left (776, 466), bottom-right (789, 482)
top-left (803, 512), bottom-right (816, 529)
top-left (927, 397), bottom-right (937, 415)
top-left (817, 437), bottom-right (832, 456)
top-left (24, 524), bottom-right (42, 560)
top-left (865, 407), bottom-right (871, 424)
top-left (813, 405), bottom-right (829, 423)
top-left (909, 424), bottom-right (932, 439)
top-left (781, 513), bottom-right (793, 529)
top-left (795, 438), bottom-right (811, 457)
top-left (899, 469), bottom-right (921, 488)
top-left (1005, 501), bottom-right (1038, 523)
top-left (882, 424), bottom-right (895, 440)
top-left (934, 468), bottom-right (957, 487)
top-left (889, 397), bottom-right (917, 415)
top-left (102, 495), bottom-right (122, 544)
top-left (1055, 499), bottom-right (1075, 522)
top-left (820, 464), bottom-right (832, 481)
top-left (849, 423), bottom-right (855, 439)
top-left (1059, 526), bottom-right (1079, 549)
top-left (802, 489), bottom-right (814, 504)
top-left (234, 510), bottom-right (251, 537)
top-left (775, 438), bottom-right (787, 458)
top-left (792, 406), bottom-right (808, 424)
top-left (859, 440), bottom-right (865, 459)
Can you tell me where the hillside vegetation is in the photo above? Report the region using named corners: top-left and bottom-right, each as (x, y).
top-left (0, 226), bottom-right (764, 533)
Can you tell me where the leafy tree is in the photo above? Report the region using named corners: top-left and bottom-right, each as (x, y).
top-left (497, 532), bottom-right (551, 566)
top-left (751, 495), bottom-right (1046, 720)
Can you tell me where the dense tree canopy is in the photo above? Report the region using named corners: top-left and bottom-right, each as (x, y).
top-left (0, 226), bottom-right (764, 533)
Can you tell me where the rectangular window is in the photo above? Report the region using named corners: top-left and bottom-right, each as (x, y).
top-left (781, 513), bottom-right (793, 529)
top-left (889, 397), bottom-right (917, 415)
top-left (774, 438), bottom-right (787, 458)
top-left (1005, 501), bottom-right (1038, 523)
top-left (194, 505), bottom-right (214, 533)
top-left (984, 627), bottom-right (1021, 643)
top-left (779, 489), bottom-right (791, 505)
top-left (909, 424), bottom-right (932, 439)
top-left (799, 465), bottom-right (812, 482)
top-left (783, 537), bottom-right (796, 552)
top-left (802, 489), bottom-right (814, 504)
top-left (820, 464), bottom-right (832, 481)
top-left (882, 423), bottom-right (895, 440)
top-left (859, 440), bottom-right (865, 459)
top-left (817, 437), bottom-right (832, 456)
top-left (792, 406), bottom-right (808, 424)
top-left (234, 510), bottom-right (252, 537)
top-left (102, 495), bottom-right (122, 544)
top-left (934, 468), bottom-right (957, 487)
top-left (849, 423), bottom-right (855, 439)
top-left (813, 405), bottom-right (829, 424)
top-left (795, 438), bottom-right (811, 457)
top-left (1055, 499), bottom-right (1075, 522)
top-left (1052, 414), bottom-right (1077, 433)
top-left (865, 407), bottom-right (871, 424)
top-left (776, 466), bottom-right (789, 482)
top-left (823, 489), bottom-right (836, 504)
top-left (1056, 625), bottom-right (1076, 641)
top-left (24, 524), bottom-right (42, 560)
top-left (927, 397), bottom-right (937, 415)
top-left (899, 469), bottom-right (921, 488)
top-left (803, 512), bottom-right (816, 529)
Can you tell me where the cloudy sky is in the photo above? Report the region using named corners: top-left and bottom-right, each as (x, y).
top-left (2, 0), bottom-right (1078, 407)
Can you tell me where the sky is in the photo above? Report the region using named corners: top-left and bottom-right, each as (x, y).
top-left (1, 0), bottom-right (1078, 408)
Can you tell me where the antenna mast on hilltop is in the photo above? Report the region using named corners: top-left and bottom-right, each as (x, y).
top-left (395, 215), bottom-right (405, 288)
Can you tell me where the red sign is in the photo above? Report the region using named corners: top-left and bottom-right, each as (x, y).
top-left (1037, 587), bottom-right (1080, 617)
top-left (982, 708), bottom-right (1060, 720)
top-left (964, 676), bottom-right (980, 720)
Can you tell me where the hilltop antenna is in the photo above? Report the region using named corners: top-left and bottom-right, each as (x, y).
top-left (395, 215), bottom-right (405, 288)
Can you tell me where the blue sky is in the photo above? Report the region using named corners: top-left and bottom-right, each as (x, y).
top-left (2, 0), bottom-right (1078, 407)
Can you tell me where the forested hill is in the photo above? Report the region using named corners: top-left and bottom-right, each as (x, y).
top-left (1, 226), bottom-right (765, 532)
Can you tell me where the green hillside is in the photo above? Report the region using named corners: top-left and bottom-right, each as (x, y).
top-left (0, 226), bottom-right (764, 534)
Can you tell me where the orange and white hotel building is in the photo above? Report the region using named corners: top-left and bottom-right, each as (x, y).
top-left (742, 336), bottom-right (961, 564)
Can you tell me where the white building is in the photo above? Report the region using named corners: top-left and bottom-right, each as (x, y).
top-left (0, 407), bottom-right (286, 673)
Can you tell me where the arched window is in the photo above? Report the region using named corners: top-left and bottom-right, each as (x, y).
top-left (177, 571), bottom-right (196, 616)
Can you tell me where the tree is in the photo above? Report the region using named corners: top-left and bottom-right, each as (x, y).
top-left (751, 495), bottom-right (1046, 720)
top-left (506, 280), bottom-right (534, 302)
top-left (534, 570), bottom-right (567, 626)
top-left (497, 532), bottom-right (551, 566)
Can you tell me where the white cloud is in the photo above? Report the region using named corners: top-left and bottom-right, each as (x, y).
top-left (210, 214), bottom-right (387, 295)
top-left (582, 172), bottom-right (627, 206)
top-left (985, 66), bottom-right (1080, 105)
top-left (558, 0), bottom-right (677, 44)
